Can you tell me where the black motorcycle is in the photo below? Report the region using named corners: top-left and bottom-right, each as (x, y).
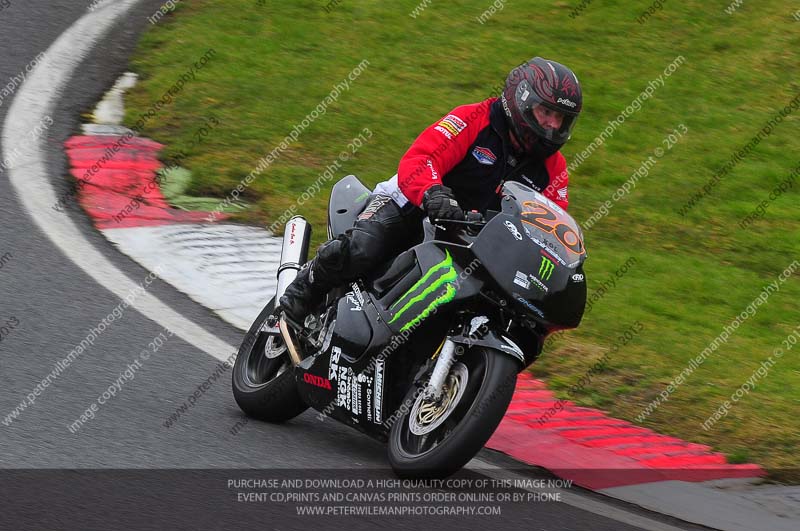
top-left (232, 175), bottom-right (587, 478)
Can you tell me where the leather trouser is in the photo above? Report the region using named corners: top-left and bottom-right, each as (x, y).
top-left (309, 194), bottom-right (424, 290)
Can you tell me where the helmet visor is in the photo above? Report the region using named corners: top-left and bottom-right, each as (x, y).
top-left (514, 80), bottom-right (579, 145)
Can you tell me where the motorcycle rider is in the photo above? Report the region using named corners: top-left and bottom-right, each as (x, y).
top-left (279, 56), bottom-right (583, 328)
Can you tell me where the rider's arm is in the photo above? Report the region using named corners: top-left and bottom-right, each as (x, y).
top-left (397, 99), bottom-right (493, 207)
top-left (543, 152), bottom-right (569, 211)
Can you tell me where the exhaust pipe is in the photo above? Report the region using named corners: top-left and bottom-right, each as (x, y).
top-left (275, 216), bottom-right (311, 302)
top-left (276, 216), bottom-right (311, 365)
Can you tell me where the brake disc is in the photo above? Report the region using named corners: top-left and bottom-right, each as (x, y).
top-left (263, 334), bottom-right (287, 359)
top-left (409, 362), bottom-right (469, 436)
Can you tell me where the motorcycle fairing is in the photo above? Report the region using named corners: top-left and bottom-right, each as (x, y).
top-left (377, 242), bottom-right (482, 335)
top-left (296, 266), bottom-right (443, 436)
top-left (295, 288), bottom-right (395, 437)
top-left (332, 287), bottom-right (373, 355)
top-left (448, 323), bottom-right (526, 367)
top-left (473, 187), bottom-right (587, 330)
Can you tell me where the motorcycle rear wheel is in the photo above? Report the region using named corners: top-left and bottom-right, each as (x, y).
top-left (388, 347), bottom-right (519, 478)
top-left (231, 297), bottom-right (308, 422)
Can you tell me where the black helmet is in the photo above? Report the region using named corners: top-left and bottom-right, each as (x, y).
top-left (501, 57), bottom-right (582, 157)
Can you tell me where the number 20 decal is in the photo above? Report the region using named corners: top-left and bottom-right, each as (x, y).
top-left (520, 201), bottom-right (585, 255)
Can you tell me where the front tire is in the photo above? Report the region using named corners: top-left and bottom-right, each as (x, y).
top-left (231, 297), bottom-right (308, 422)
top-left (388, 347), bottom-right (519, 478)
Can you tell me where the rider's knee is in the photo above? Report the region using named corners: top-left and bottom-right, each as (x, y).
top-left (348, 222), bottom-right (388, 271)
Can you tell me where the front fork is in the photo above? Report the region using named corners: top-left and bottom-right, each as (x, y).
top-left (423, 339), bottom-right (458, 401)
top-left (424, 316), bottom-right (526, 397)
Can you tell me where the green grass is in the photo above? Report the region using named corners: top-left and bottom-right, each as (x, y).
top-left (123, 0), bottom-right (800, 479)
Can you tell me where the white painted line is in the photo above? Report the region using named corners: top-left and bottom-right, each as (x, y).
top-left (92, 72), bottom-right (137, 125)
top-left (3, 0), bottom-right (237, 363)
top-left (81, 123), bottom-right (134, 136)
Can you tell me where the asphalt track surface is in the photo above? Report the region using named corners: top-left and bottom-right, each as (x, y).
top-left (0, 2), bottom-right (707, 530)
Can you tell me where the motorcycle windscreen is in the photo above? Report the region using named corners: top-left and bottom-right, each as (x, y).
top-left (500, 181), bottom-right (587, 268)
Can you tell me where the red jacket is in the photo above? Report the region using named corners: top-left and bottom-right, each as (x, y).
top-left (396, 98), bottom-right (569, 212)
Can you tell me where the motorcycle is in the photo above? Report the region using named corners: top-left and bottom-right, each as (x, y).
top-left (232, 175), bottom-right (587, 478)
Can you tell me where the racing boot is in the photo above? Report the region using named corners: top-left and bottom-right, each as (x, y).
top-left (278, 260), bottom-right (328, 330)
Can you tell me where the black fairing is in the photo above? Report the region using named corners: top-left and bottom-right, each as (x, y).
top-left (372, 249), bottom-right (418, 299)
top-left (376, 242), bottom-right (482, 335)
top-left (472, 182), bottom-right (587, 330)
top-left (296, 275), bottom-right (450, 440)
top-left (332, 291), bottom-right (373, 357)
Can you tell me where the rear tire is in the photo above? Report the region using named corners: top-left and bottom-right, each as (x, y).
top-left (388, 347), bottom-right (519, 478)
top-left (231, 297), bottom-right (308, 422)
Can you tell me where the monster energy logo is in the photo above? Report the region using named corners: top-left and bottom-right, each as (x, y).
top-left (388, 250), bottom-right (457, 332)
top-left (538, 257), bottom-right (555, 281)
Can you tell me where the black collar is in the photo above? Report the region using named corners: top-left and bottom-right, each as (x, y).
top-left (490, 98), bottom-right (537, 182)
top-left (489, 98), bottom-right (511, 155)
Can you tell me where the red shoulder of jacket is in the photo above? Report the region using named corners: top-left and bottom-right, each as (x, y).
top-left (397, 98), bottom-right (495, 206)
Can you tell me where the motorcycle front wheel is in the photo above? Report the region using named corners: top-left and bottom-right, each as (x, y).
top-left (387, 346), bottom-right (519, 478)
top-left (231, 296), bottom-right (308, 422)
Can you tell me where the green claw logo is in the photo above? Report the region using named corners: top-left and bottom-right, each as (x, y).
top-left (389, 250), bottom-right (457, 332)
top-left (538, 257), bottom-right (555, 281)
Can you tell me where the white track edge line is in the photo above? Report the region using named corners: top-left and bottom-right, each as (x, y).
top-left (3, 0), bottom-right (237, 362)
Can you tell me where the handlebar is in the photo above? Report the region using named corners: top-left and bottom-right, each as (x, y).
top-left (465, 210), bottom-right (484, 223)
top-left (433, 209), bottom-right (497, 227)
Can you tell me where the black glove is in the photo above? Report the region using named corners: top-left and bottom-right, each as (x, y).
top-left (422, 185), bottom-right (463, 223)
